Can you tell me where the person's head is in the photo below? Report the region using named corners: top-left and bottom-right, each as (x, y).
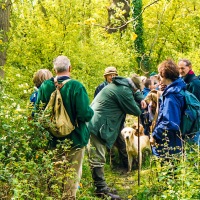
top-left (149, 72), bottom-right (158, 84)
top-left (178, 59), bottom-right (192, 77)
top-left (158, 59), bottom-right (179, 86)
top-left (127, 73), bottom-right (144, 91)
top-left (144, 78), bottom-right (154, 90)
top-left (53, 55), bottom-right (71, 73)
top-left (33, 69), bottom-right (53, 88)
top-left (103, 66), bottom-right (118, 83)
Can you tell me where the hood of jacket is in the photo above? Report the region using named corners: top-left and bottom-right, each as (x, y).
top-left (112, 76), bottom-right (131, 87)
top-left (162, 77), bottom-right (186, 97)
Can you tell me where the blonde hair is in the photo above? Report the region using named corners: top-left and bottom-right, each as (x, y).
top-left (33, 69), bottom-right (53, 88)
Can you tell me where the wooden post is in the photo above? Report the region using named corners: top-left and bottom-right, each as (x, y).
top-left (138, 116), bottom-right (140, 186)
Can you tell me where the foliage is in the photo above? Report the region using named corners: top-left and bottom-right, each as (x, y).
top-left (132, 0), bottom-right (150, 73)
top-left (75, 140), bottom-right (200, 200)
top-left (1, 0), bottom-right (200, 199)
top-left (0, 84), bottom-right (199, 200)
top-left (0, 83), bottom-right (77, 199)
top-left (132, 143), bottom-right (200, 200)
top-left (6, 0), bottom-right (135, 101)
top-left (143, 0), bottom-right (200, 73)
top-left (4, 0), bottom-right (200, 100)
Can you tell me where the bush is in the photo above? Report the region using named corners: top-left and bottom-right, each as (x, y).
top-left (0, 96), bottom-right (77, 199)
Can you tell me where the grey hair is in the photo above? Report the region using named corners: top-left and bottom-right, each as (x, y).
top-left (127, 77), bottom-right (138, 90)
top-left (53, 55), bottom-right (71, 73)
top-left (178, 59), bottom-right (192, 67)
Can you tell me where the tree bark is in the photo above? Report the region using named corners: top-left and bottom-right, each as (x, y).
top-left (0, 0), bottom-right (11, 77)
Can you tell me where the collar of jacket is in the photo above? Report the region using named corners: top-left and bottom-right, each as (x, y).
top-left (183, 71), bottom-right (196, 84)
top-left (51, 76), bottom-right (70, 82)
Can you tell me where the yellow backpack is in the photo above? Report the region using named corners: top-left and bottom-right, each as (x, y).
top-left (41, 77), bottom-right (75, 138)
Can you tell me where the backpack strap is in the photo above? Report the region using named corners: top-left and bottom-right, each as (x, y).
top-left (54, 76), bottom-right (71, 90)
top-left (191, 76), bottom-right (199, 81)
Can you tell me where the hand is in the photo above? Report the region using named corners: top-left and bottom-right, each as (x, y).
top-left (150, 135), bottom-right (156, 145)
top-left (159, 83), bottom-right (167, 91)
top-left (141, 100), bottom-right (147, 109)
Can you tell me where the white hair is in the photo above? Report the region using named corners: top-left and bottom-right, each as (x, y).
top-left (53, 55), bottom-right (71, 73)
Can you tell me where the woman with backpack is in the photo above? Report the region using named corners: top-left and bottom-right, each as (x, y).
top-left (142, 59), bottom-right (187, 158)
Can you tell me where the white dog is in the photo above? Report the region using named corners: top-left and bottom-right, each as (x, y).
top-left (121, 126), bottom-right (151, 172)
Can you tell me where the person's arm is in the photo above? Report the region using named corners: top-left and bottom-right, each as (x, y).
top-left (117, 88), bottom-right (142, 116)
top-left (75, 85), bottom-right (94, 122)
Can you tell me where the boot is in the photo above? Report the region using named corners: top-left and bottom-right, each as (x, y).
top-left (95, 188), bottom-right (122, 200)
top-left (92, 167), bottom-right (121, 199)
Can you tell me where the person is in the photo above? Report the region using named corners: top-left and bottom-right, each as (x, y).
top-left (94, 66), bottom-right (118, 98)
top-left (178, 59), bottom-right (200, 101)
top-left (140, 89), bottom-right (162, 136)
top-left (87, 74), bottom-right (145, 199)
top-left (143, 59), bottom-right (186, 158)
top-left (140, 77), bottom-right (158, 136)
top-left (94, 66), bottom-right (128, 169)
top-left (30, 69), bottom-right (53, 105)
top-left (150, 72), bottom-right (159, 90)
top-left (142, 78), bottom-right (154, 97)
top-left (35, 55), bottom-right (94, 199)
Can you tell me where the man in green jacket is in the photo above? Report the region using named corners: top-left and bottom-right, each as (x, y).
top-left (35, 55), bottom-right (94, 199)
top-left (87, 74), bottom-right (144, 199)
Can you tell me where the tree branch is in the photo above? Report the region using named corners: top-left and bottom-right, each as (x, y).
top-left (94, 0), bottom-right (160, 31)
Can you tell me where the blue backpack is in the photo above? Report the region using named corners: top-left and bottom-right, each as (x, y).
top-left (180, 90), bottom-right (200, 138)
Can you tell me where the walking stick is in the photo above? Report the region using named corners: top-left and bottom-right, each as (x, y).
top-left (137, 116), bottom-right (140, 186)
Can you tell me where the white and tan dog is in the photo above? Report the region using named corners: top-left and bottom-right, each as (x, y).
top-left (121, 126), bottom-right (151, 172)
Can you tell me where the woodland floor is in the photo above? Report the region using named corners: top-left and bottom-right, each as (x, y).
top-left (76, 115), bottom-right (153, 200)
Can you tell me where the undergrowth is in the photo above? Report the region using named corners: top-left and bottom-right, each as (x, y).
top-left (0, 80), bottom-right (199, 199)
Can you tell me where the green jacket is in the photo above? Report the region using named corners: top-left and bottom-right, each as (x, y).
top-left (183, 72), bottom-right (200, 101)
top-left (88, 76), bottom-right (143, 148)
top-left (35, 77), bottom-right (94, 148)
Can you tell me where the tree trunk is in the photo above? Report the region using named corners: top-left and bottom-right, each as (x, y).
top-left (0, 0), bottom-right (11, 78)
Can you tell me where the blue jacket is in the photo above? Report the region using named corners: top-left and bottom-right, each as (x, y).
top-left (152, 78), bottom-right (186, 157)
top-left (142, 87), bottom-right (151, 97)
top-left (94, 81), bottom-right (108, 98)
top-left (30, 87), bottom-right (40, 105)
